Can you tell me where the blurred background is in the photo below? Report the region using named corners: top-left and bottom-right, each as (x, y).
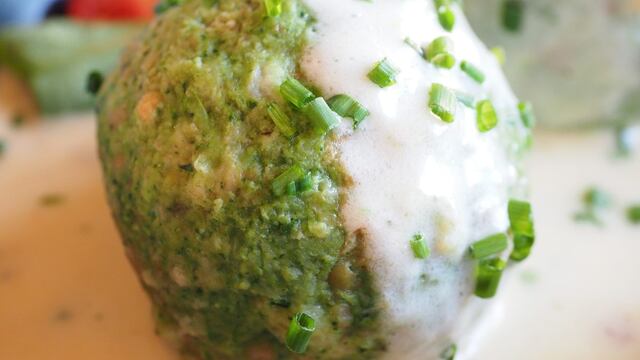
top-left (0, 1), bottom-right (638, 359)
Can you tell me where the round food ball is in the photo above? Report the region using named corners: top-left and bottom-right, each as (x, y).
top-left (97, 0), bottom-right (532, 359)
top-left (465, 0), bottom-right (640, 128)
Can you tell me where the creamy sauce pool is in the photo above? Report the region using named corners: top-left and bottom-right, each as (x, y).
top-left (301, 1), bottom-right (523, 358)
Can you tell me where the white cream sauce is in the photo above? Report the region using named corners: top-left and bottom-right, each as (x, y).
top-left (301, 1), bottom-right (525, 358)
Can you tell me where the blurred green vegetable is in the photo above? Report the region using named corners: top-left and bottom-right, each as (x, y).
top-left (0, 20), bottom-right (141, 115)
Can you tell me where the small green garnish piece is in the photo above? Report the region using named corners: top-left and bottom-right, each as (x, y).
top-left (0, 139), bottom-right (5, 157)
top-left (264, 0), bottom-right (282, 17)
top-left (440, 343), bottom-right (457, 360)
top-left (410, 233), bottom-right (431, 259)
top-left (304, 97), bottom-right (341, 136)
top-left (491, 47), bottom-right (506, 65)
top-left (40, 193), bottom-right (65, 207)
top-left (431, 53), bottom-right (456, 69)
top-left (437, 5), bottom-right (456, 32)
top-left (518, 101), bottom-right (536, 128)
top-left (425, 36), bottom-right (453, 62)
top-left (511, 234), bottom-right (534, 262)
top-left (272, 165), bottom-right (306, 196)
top-left (574, 187), bottom-right (611, 226)
top-left (327, 94), bottom-right (369, 128)
top-left (86, 71), bottom-right (104, 96)
top-left (280, 78), bottom-right (315, 109)
top-left (460, 61), bottom-right (486, 84)
top-left (469, 233), bottom-right (508, 260)
top-left (476, 100), bottom-right (498, 132)
top-left (508, 199), bottom-right (535, 261)
top-left (286, 312), bottom-right (316, 354)
top-left (297, 173), bottom-right (314, 193)
top-left (267, 103), bottom-right (296, 137)
top-left (429, 83), bottom-right (457, 123)
top-left (424, 36), bottom-right (456, 69)
top-left (474, 257), bottom-right (506, 299)
top-left (627, 205), bottom-right (640, 224)
top-left (508, 199), bottom-right (535, 238)
top-left (583, 188), bottom-right (611, 209)
top-left (502, 0), bottom-right (524, 32)
top-left (368, 58), bottom-right (398, 88)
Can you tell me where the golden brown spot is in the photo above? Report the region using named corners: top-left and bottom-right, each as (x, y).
top-left (108, 106), bottom-right (127, 127)
top-left (329, 262), bottom-right (354, 290)
top-left (135, 91), bottom-right (163, 125)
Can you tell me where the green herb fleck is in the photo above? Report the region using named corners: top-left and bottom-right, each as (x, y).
top-left (502, 0), bottom-right (525, 32)
top-left (476, 100), bottom-right (498, 132)
top-left (410, 233), bottom-right (431, 259)
top-left (86, 71), bottom-right (104, 95)
top-left (574, 187), bottom-right (611, 226)
top-left (286, 312), bottom-right (316, 354)
top-left (40, 193), bottom-right (65, 207)
top-left (627, 205), bottom-right (640, 224)
top-left (368, 58), bottom-right (398, 88)
top-left (440, 343), bottom-right (457, 360)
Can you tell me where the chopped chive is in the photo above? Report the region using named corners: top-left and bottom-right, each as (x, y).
top-left (476, 100), bottom-right (498, 132)
top-left (280, 78), bottom-right (315, 109)
top-left (272, 165), bottom-right (305, 196)
top-left (517, 101), bottom-right (536, 128)
top-left (40, 193), bottom-right (65, 207)
top-left (267, 103), bottom-right (296, 137)
top-left (431, 53), bottom-right (456, 69)
top-left (508, 199), bottom-right (535, 238)
top-left (474, 257), bottom-right (506, 299)
top-left (437, 6), bottom-right (456, 32)
top-left (440, 343), bottom-right (457, 360)
top-left (582, 188), bottom-right (611, 209)
top-left (0, 139), bottom-right (5, 157)
top-left (368, 58), bottom-right (398, 88)
top-left (510, 234), bottom-right (534, 261)
top-left (410, 233), bottom-right (431, 259)
top-left (491, 47), bottom-right (506, 65)
top-left (424, 36), bottom-right (453, 62)
top-left (502, 0), bottom-right (524, 32)
top-left (460, 61), bottom-right (486, 84)
top-left (286, 312), bottom-right (316, 354)
top-left (264, 0), bottom-right (282, 17)
top-left (327, 94), bottom-right (369, 128)
top-left (627, 205), bottom-right (640, 224)
top-left (86, 71), bottom-right (104, 95)
top-left (304, 97), bottom-right (341, 136)
top-left (285, 181), bottom-right (297, 196)
top-left (429, 83), bottom-right (457, 123)
top-left (469, 233), bottom-right (508, 260)
top-left (297, 173), bottom-right (313, 193)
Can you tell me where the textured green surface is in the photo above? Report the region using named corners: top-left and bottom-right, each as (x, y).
top-left (97, 1), bottom-right (383, 358)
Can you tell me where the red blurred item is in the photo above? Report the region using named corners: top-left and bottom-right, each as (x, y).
top-left (67, 0), bottom-right (157, 20)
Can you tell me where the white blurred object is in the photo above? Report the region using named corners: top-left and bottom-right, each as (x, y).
top-left (465, 0), bottom-right (640, 128)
